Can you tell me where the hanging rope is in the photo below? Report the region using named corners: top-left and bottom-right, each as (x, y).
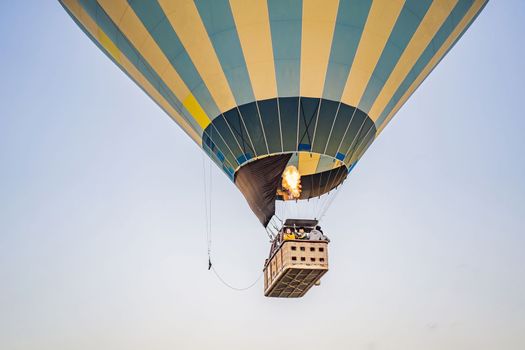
top-left (202, 153), bottom-right (262, 292)
top-left (210, 266), bottom-right (263, 291)
top-left (124, 9), bottom-right (266, 292)
top-left (202, 154), bottom-right (212, 269)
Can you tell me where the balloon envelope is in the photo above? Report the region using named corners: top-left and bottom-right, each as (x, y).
top-left (60, 0), bottom-right (487, 226)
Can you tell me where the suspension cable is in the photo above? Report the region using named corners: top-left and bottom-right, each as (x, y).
top-left (319, 185), bottom-right (342, 221)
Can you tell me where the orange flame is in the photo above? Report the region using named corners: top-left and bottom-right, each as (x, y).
top-left (281, 165), bottom-right (302, 200)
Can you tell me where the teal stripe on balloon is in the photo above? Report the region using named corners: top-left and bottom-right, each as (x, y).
top-left (322, 0), bottom-right (372, 102)
top-left (375, 0), bottom-right (477, 127)
top-left (194, 0), bottom-right (255, 106)
top-left (440, 1), bottom-right (488, 63)
top-left (440, 1), bottom-right (488, 60)
top-left (128, 0), bottom-right (221, 119)
top-left (202, 141), bottom-right (235, 181)
top-left (357, 0), bottom-right (433, 113)
top-left (77, 0), bottom-right (202, 133)
top-left (268, 0), bottom-right (302, 97)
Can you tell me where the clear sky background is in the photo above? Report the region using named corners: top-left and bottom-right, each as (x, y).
top-left (1, 1), bottom-right (524, 349)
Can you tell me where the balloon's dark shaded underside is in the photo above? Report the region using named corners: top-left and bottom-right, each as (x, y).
top-left (234, 154), bottom-right (347, 227)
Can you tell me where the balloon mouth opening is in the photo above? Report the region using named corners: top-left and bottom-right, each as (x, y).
top-left (234, 153), bottom-right (348, 226)
top-left (273, 153), bottom-right (348, 201)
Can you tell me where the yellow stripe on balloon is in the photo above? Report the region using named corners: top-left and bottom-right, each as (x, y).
top-left (229, 0), bottom-right (277, 101)
top-left (340, 0), bottom-right (405, 108)
top-left (61, 0), bottom-right (202, 145)
top-left (300, 0), bottom-right (339, 98)
top-left (182, 94), bottom-right (213, 130)
top-left (158, 0), bottom-right (237, 114)
top-left (376, 0), bottom-right (486, 135)
top-left (368, 0), bottom-right (458, 122)
top-left (97, 30), bottom-right (121, 64)
top-left (97, 0), bottom-right (211, 130)
top-left (298, 152), bottom-right (321, 176)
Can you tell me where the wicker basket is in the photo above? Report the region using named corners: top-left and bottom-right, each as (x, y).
top-left (264, 240), bottom-right (328, 298)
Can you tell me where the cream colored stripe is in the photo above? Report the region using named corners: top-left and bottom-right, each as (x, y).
top-left (97, 0), bottom-right (211, 129)
top-left (61, 0), bottom-right (201, 145)
top-left (298, 152), bottom-right (321, 176)
top-left (229, 0), bottom-right (277, 101)
top-left (340, 0), bottom-right (405, 107)
top-left (158, 0), bottom-right (236, 113)
top-left (368, 0), bottom-right (458, 121)
top-left (376, 0), bottom-right (486, 135)
top-left (300, 0), bottom-right (339, 97)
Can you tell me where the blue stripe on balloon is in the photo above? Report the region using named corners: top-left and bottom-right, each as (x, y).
top-left (357, 0), bottom-right (433, 113)
top-left (322, 0), bottom-right (372, 102)
top-left (128, 0), bottom-right (221, 119)
top-left (194, 0), bottom-right (256, 106)
top-left (298, 143), bottom-right (311, 151)
top-left (268, 0), bottom-right (302, 97)
top-left (375, 0), bottom-right (476, 127)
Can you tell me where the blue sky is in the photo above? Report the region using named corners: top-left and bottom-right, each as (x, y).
top-left (1, 1), bottom-right (524, 349)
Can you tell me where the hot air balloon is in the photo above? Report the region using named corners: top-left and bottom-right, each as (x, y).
top-left (60, 0), bottom-right (487, 297)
